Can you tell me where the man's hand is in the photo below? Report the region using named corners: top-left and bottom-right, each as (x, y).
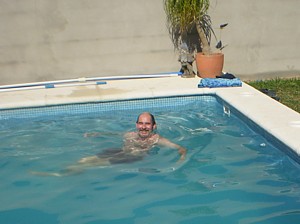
top-left (178, 147), bottom-right (187, 161)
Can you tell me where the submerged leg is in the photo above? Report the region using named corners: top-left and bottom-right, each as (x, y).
top-left (30, 166), bottom-right (85, 177)
top-left (78, 155), bottom-right (103, 164)
top-left (30, 157), bottom-right (111, 177)
top-left (30, 149), bottom-right (136, 177)
top-left (30, 170), bottom-right (76, 177)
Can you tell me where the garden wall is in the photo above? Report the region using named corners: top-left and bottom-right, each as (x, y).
top-left (0, 0), bottom-right (299, 84)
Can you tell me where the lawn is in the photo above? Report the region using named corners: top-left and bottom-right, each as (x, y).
top-left (247, 77), bottom-right (300, 113)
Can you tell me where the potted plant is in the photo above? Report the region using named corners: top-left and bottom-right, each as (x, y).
top-left (164, 0), bottom-right (227, 78)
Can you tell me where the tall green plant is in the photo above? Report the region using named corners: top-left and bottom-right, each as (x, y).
top-left (164, 0), bottom-right (213, 55)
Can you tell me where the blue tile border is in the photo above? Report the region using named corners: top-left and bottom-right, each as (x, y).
top-left (0, 94), bottom-right (217, 121)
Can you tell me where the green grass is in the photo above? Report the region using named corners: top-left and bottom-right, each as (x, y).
top-left (247, 77), bottom-right (300, 113)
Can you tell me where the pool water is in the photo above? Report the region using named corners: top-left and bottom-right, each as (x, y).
top-left (1, 95), bottom-right (300, 224)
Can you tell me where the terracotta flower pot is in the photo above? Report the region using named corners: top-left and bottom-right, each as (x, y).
top-left (196, 52), bottom-right (224, 78)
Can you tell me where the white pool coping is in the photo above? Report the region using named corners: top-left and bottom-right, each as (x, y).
top-left (1, 75), bottom-right (300, 157)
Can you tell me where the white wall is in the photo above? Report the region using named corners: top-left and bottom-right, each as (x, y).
top-left (0, 0), bottom-right (299, 84)
top-left (210, 0), bottom-right (300, 79)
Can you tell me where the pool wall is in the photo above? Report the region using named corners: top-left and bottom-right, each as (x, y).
top-left (1, 75), bottom-right (300, 159)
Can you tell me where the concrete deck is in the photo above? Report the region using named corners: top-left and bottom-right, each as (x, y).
top-left (1, 75), bottom-right (300, 157)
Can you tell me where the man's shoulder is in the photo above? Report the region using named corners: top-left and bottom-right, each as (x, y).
top-left (124, 131), bottom-right (137, 138)
top-left (149, 133), bottom-right (160, 142)
top-left (152, 133), bottom-right (160, 138)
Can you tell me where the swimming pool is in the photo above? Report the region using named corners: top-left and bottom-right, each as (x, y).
top-left (1, 94), bottom-right (300, 223)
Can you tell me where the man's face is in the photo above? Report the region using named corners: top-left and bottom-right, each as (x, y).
top-left (136, 113), bottom-right (156, 139)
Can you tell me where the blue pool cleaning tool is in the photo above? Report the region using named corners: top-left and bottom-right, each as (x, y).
top-left (96, 81), bottom-right (107, 85)
top-left (198, 78), bottom-right (242, 88)
top-left (45, 84), bottom-right (55, 88)
top-left (43, 81), bottom-right (107, 89)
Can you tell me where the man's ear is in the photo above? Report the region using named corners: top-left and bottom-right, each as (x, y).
top-left (153, 124), bottom-right (157, 130)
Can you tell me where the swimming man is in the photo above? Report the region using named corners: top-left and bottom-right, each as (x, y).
top-left (31, 112), bottom-right (187, 176)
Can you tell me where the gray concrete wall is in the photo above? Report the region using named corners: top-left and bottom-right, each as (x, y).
top-left (0, 0), bottom-right (299, 85)
top-left (210, 0), bottom-right (300, 80)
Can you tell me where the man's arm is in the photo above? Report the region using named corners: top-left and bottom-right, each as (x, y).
top-left (157, 136), bottom-right (187, 161)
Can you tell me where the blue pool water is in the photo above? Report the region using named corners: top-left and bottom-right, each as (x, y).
top-left (1, 95), bottom-right (300, 224)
